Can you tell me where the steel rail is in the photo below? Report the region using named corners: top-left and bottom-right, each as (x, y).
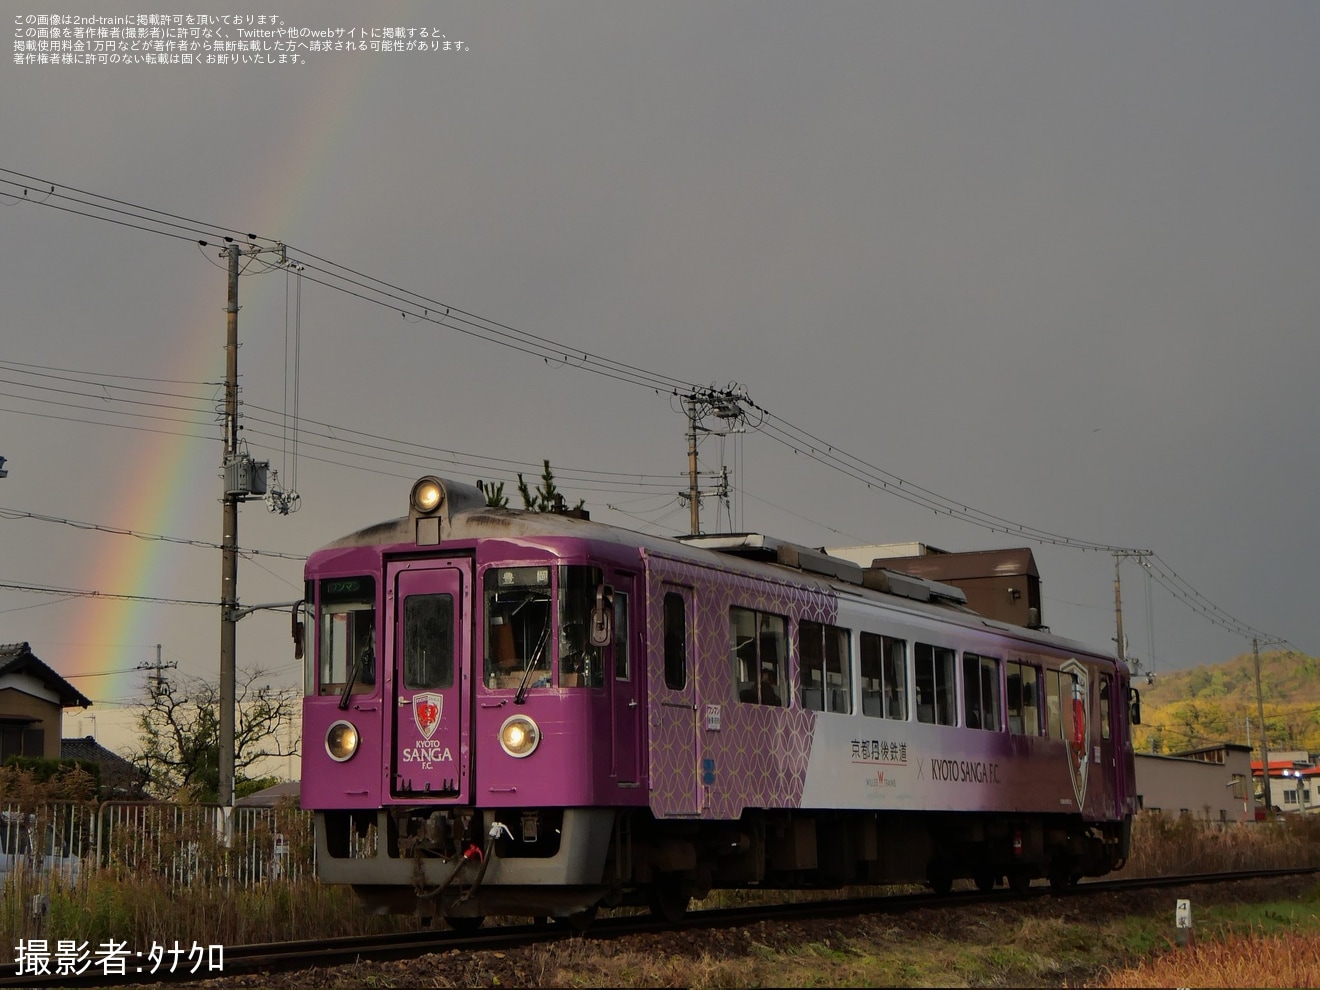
top-left (2, 866), bottom-right (1314, 988)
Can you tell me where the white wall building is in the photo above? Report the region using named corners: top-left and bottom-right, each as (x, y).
top-left (1135, 743), bottom-right (1255, 823)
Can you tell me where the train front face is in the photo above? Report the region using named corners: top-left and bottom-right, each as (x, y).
top-left (299, 477), bottom-right (634, 922)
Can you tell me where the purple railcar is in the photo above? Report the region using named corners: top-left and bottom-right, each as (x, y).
top-left (298, 476), bottom-right (1138, 927)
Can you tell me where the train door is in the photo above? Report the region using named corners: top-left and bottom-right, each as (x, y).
top-left (1059, 658), bottom-right (1089, 812)
top-left (1096, 671), bottom-right (1116, 818)
top-left (388, 559), bottom-right (472, 802)
top-left (610, 573), bottom-right (641, 787)
top-left (1114, 671), bottom-right (1137, 815)
top-left (652, 583), bottom-right (701, 816)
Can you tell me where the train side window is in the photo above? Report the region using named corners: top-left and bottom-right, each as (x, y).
top-left (800, 621), bottom-right (824, 711)
top-left (1045, 668), bottom-right (1063, 738)
top-left (1099, 675), bottom-right (1111, 741)
top-left (962, 653), bottom-right (1001, 731)
top-left (800, 621), bottom-right (852, 714)
top-left (1006, 661), bottom-right (1041, 735)
top-left (915, 642), bottom-right (955, 725)
top-left (613, 591), bottom-right (630, 681)
top-left (730, 606), bottom-right (786, 707)
top-left (860, 633), bottom-right (907, 720)
top-left (663, 592), bottom-right (687, 690)
top-left (402, 593), bottom-right (454, 690)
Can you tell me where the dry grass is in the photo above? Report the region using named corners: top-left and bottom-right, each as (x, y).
top-left (1094, 928), bottom-right (1320, 988)
top-left (1117, 810), bottom-right (1320, 877)
top-left (2, 869), bottom-right (415, 960)
top-left (6, 769), bottom-right (1320, 986)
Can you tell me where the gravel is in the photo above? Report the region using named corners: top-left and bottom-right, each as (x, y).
top-left (157, 875), bottom-right (1316, 989)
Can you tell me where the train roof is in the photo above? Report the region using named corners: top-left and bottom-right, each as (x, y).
top-left (319, 476), bottom-right (1123, 668)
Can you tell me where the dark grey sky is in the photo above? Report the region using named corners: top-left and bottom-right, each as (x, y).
top-left (3, 1), bottom-right (1316, 752)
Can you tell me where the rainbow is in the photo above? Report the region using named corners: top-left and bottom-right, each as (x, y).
top-left (61, 40), bottom-right (374, 705)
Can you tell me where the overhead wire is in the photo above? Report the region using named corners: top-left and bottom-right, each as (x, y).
top-left (0, 580), bottom-right (220, 608)
top-left (0, 361), bottom-right (683, 498)
top-left (0, 507), bottom-right (306, 560)
top-left (0, 168), bottom-right (1295, 650)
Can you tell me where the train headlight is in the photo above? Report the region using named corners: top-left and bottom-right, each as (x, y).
top-left (325, 720), bottom-right (360, 762)
top-left (499, 715), bottom-right (540, 758)
top-left (411, 477), bottom-right (443, 514)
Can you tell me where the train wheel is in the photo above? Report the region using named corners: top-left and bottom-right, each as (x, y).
top-left (1007, 869), bottom-right (1031, 894)
top-left (973, 870), bottom-right (997, 893)
top-left (444, 914), bottom-right (485, 932)
top-left (649, 876), bottom-right (690, 924)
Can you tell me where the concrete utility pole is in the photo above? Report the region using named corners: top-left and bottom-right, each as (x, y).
top-left (1113, 554), bottom-right (1126, 665)
top-left (219, 241), bottom-right (241, 810)
top-left (1254, 637), bottom-right (1273, 817)
top-left (680, 386), bottom-right (747, 536)
top-left (1111, 552), bottom-right (1152, 674)
top-left (685, 394), bottom-right (700, 536)
top-left (215, 238), bottom-right (281, 809)
top-left (142, 643), bottom-right (176, 696)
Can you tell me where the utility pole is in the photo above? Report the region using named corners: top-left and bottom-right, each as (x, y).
top-left (685, 395), bottom-right (700, 536)
top-left (142, 643), bottom-right (176, 697)
top-left (219, 240), bottom-right (240, 810)
top-left (213, 237), bottom-right (281, 809)
top-left (1254, 637), bottom-right (1273, 817)
top-left (679, 385), bottom-right (749, 536)
top-left (1113, 554), bottom-right (1126, 665)
top-left (1111, 552), bottom-right (1151, 674)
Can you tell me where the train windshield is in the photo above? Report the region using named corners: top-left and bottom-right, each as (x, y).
top-left (483, 565), bottom-right (605, 690)
top-left (558, 565), bottom-right (605, 688)
top-left (484, 566), bottom-right (553, 689)
top-left (314, 576), bottom-right (376, 697)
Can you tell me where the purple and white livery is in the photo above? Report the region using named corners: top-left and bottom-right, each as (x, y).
top-left (299, 477), bottom-right (1138, 927)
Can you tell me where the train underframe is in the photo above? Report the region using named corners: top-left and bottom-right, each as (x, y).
top-left (317, 804), bottom-right (1131, 926)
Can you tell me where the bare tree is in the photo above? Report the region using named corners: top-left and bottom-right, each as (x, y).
top-left (132, 667), bottom-right (299, 801)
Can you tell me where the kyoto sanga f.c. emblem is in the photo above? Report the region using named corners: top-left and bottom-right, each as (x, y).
top-left (412, 692), bottom-right (443, 740)
top-left (1061, 658), bottom-right (1089, 809)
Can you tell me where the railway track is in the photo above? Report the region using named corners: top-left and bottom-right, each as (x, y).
top-left (2, 867), bottom-right (1314, 988)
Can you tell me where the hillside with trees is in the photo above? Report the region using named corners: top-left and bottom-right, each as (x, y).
top-left (1132, 648), bottom-right (1320, 757)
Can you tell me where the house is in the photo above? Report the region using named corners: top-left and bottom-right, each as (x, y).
top-left (1252, 751), bottom-right (1319, 815)
top-left (61, 735), bottom-right (147, 798)
top-left (235, 779), bottom-right (300, 807)
top-left (829, 544), bottom-right (1044, 629)
top-left (1135, 742), bottom-right (1255, 823)
top-left (0, 642), bottom-right (91, 761)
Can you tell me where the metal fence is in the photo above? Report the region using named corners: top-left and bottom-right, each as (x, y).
top-left (1, 800), bottom-right (318, 890)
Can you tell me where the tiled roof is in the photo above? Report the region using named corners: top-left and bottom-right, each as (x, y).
top-left (0, 642), bottom-right (93, 708)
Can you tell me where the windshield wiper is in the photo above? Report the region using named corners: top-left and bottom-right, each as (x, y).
top-left (339, 644), bottom-right (372, 710)
top-left (513, 620), bottom-right (551, 705)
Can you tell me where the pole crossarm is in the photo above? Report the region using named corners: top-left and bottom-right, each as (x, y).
top-left (227, 600), bottom-right (303, 622)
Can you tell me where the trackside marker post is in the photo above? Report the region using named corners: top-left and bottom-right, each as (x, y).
top-left (1175, 898), bottom-right (1194, 948)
